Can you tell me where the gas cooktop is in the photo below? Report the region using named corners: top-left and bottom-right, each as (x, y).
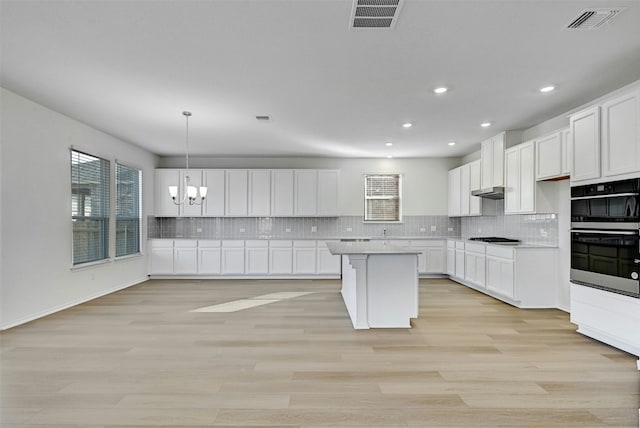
top-left (468, 237), bottom-right (521, 244)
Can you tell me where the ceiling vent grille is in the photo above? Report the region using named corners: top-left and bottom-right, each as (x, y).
top-left (255, 115), bottom-right (271, 121)
top-left (350, 0), bottom-right (404, 29)
top-left (566, 8), bottom-right (624, 29)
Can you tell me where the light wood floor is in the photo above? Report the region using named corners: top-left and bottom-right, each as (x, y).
top-left (1, 278), bottom-right (638, 427)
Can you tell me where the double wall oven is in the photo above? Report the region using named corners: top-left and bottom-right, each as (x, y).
top-left (570, 178), bottom-right (640, 298)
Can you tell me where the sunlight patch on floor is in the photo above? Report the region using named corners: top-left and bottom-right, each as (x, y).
top-left (190, 291), bottom-right (315, 313)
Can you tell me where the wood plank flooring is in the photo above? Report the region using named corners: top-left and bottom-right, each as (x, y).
top-left (1, 278), bottom-right (638, 427)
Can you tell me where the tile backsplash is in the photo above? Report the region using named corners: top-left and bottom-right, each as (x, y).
top-left (148, 215), bottom-right (461, 240)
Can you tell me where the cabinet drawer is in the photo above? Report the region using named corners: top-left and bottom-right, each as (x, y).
top-left (294, 240), bottom-right (316, 248)
top-left (245, 240), bottom-right (268, 248)
top-left (198, 240), bottom-right (221, 248)
top-left (150, 239), bottom-right (173, 248)
top-left (486, 245), bottom-right (514, 259)
top-left (411, 240), bottom-right (445, 247)
top-left (392, 240), bottom-right (410, 246)
top-left (221, 240), bottom-right (244, 248)
top-left (174, 239), bottom-right (197, 248)
top-left (270, 240), bottom-right (292, 248)
top-left (465, 242), bottom-right (486, 254)
top-left (447, 240), bottom-right (456, 249)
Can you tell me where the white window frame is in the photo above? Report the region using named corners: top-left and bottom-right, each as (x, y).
top-left (363, 173), bottom-right (403, 223)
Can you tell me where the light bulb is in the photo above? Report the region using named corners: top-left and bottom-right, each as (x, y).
top-left (168, 186), bottom-right (178, 198)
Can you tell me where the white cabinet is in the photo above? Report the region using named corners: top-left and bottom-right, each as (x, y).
top-left (174, 239), bottom-right (198, 274)
top-left (505, 141), bottom-right (556, 215)
top-left (149, 239), bottom-right (174, 274)
top-left (411, 240), bottom-right (445, 274)
top-left (446, 240), bottom-right (456, 276)
top-left (469, 160), bottom-right (482, 216)
top-left (561, 128), bottom-right (571, 176)
top-left (536, 130), bottom-right (570, 181)
top-left (154, 169), bottom-right (179, 217)
top-left (221, 240), bottom-right (245, 274)
top-left (601, 90), bottom-right (640, 178)
top-left (317, 240), bottom-right (341, 274)
top-left (460, 163), bottom-right (471, 216)
top-left (464, 242), bottom-right (486, 287)
top-left (198, 240), bottom-right (221, 274)
top-left (294, 170), bottom-right (317, 216)
top-left (271, 170), bottom-right (295, 216)
top-left (486, 248), bottom-right (515, 299)
top-left (202, 169), bottom-right (225, 217)
top-left (248, 170), bottom-right (271, 217)
top-left (245, 240), bottom-right (269, 274)
top-left (317, 170), bottom-right (340, 216)
top-left (480, 131), bottom-right (522, 189)
top-left (570, 106), bottom-right (601, 183)
top-left (225, 170), bottom-right (248, 216)
top-left (454, 241), bottom-right (465, 279)
top-left (447, 167), bottom-right (461, 217)
top-left (269, 240), bottom-right (293, 274)
top-left (293, 240), bottom-right (316, 273)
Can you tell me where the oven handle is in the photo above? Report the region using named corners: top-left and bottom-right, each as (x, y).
top-left (571, 192), bottom-right (639, 200)
top-left (570, 229), bottom-right (639, 235)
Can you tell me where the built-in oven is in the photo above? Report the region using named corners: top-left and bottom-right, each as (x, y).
top-left (570, 178), bottom-right (640, 298)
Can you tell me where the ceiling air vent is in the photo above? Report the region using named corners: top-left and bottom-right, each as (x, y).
top-left (255, 115), bottom-right (271, 121)
top-left (350, 0), bottom-right (404, 29)
top-left (565, 8), bottom-right (624, 29)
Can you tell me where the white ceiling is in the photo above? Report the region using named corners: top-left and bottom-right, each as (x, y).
top-left (2, 0), bottom-right (640, 158)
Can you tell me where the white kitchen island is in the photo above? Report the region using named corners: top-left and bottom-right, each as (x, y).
top-left (326, 241), bottom-right (420, 329)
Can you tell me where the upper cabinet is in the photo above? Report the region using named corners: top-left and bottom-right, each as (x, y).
top-left (480, 131), bottom-right (522, 189)
top-left (571, 87), bottom-right (640, 185)
top-left (155, 168), bottom-right (339, 218)
top-left (448, 160), bottom-right (487, 217)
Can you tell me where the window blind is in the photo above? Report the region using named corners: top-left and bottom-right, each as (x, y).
top-left (71, 150), bottom-right (110, 265)
top-left (364, 174), bottom-right (401, 222)
top-left (116, 163), bottom-right (141, 257)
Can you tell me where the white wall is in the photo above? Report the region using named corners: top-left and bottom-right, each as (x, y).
top-left (0, 88), bottom-right (158, 329)
top-left (158, 157), bottom-right (461, 216)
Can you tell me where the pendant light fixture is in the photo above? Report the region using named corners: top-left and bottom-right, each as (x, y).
top-left (168, 111), bottom-right (207, 205)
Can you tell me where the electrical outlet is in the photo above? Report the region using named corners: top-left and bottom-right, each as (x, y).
top-left (311, 226), bottom-right (317, 233)
top-left (285, 228), bottom-right (291, 233)
top-left (346, 227), bottom-right (353, 232)
top-left (239, 228), bottom-right (245, 233)
top-left (419, 227), bottom-right (426, 232)
top-left (430, 225), bottom-right (437, 232)
top-left (196, 228), bottom-right (202, 233)
top-left (448, 227), bottom-right (453, 232)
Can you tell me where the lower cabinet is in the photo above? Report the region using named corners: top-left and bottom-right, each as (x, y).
top-left (245, 240), bottom-right (269, 274)
top-left (174, 240), bottom-right (198, 274)
top-left (222, 241), bottom-right (245, 274)
top-left (446, 241), bottom-right (456, 276)
top-left (411, 240), bottom-right (446, 274)
top-left (454, 242), bottom-right (465, 279)
top-left (269, 240), bottom-right (293, 274)
top-left (149, 240), bottom-right (174, 274)
top-left (293, 240), bottom-right (316, 274)
top-left (198, 240), bottom-right (221, 274)
top-left (486, 247), bottom-right (515, 298)
top-left (317, 240), bottom-right (341, 274)
top-left (464, 243), bottom-right (485, 288)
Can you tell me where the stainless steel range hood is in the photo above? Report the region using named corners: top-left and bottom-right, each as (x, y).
top-left (471, 186), bottom-right (505, 199)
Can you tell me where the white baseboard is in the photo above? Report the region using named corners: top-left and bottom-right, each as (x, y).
top-left (1, 276), bottom-right (148, 330)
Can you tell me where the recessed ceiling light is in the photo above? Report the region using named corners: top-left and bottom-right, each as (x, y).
top-left (385, 142), bottom-right (393, 146)
top-left (448, 141), bottom-right (456, 146)
top-left (434, 87), bottom-right (448, 94)
top-left (540, 85), bottom-right (555, 93)
top-left (480, 122), bottom-right (492, 128)
top-left (402, 122), bottom-right (412, 128)
top-left (387, 155), bottom-right (393, 159)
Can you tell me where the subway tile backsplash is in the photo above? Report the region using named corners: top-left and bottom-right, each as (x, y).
top-left (148, 215), bottom-right (461, 240)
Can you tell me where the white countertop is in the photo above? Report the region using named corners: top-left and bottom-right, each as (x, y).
top-left (326, 241), bottom-right (421, 255)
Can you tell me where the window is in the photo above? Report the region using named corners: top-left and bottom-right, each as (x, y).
top-left (116, 162), bottom-right (141, 257)
top-left (71, 150), bottom-right (110, 265)
top-left (364, 174), bottom-right (402, 222)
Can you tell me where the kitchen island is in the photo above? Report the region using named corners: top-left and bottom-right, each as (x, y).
top-left (326, 241), bottom-right (420, 329)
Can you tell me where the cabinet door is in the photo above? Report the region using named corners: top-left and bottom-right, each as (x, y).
top-left (248, 170), bottom-right (271, 216)
top-left (246, 247), bottom-right (269, 274)
top-left (149, 241), bottom-right (174, 274)
top-left (269, 247), bottom-right (293, 274)
top-left (469, 160), bottom-right (482, 216)
top-left (202, 169), bottom-right (225, 217)
top-left (222, 247), bottom-right (245, 274)
top-left (561, 128), bottom-right (571, 176)
top-left (295, 170), bottom-right (317, 216)
top-left (491, 133), bottom-right (505, 187)
top-left (535, 132), bottom-right (562, 180)
top-left (179, 169), bottom-right (204, 217)
top-left (198, 246), bottom-right (221, 274)
top-left (155, 169), bottom-right (180, 217)
top-left (293, 242), bottom-right (316, 273)
top-left (460, 164), bottom-right (470, 216)
top-left (426, 247), bottom-right (445, 274)
top-left (448, 167), bottom-right (461, 217)
top-left (174, 245), bottom-right (198, 274)
top-left (317, 170), bottom-right (339, 216)
top-left (504, 147), bottom-right (520, 214)
top-left (225, 170), bottom-right (248, 216)
top-left (455, 249), bottom-right (465, 279)
top-left (414, 247), bottom-right (428, 273)
top-left (317, 241), bottom-right (341, 274)
top-left (465, 253), bottom-right (477, 283)
top-left (602, 90), bottom-right (640, 178)
top-left (519, 142), bottom-right (535, 213)
top-left (486, 257), bottom-right (514, 298)
top-left (446, 248), bottom-right (455, 276)
top-left (570, 106), bottom-right (601, 183)
top-left (271, 170), bottom-right (295, 216)
top-left (480, 138), bottom-right (493, 189)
